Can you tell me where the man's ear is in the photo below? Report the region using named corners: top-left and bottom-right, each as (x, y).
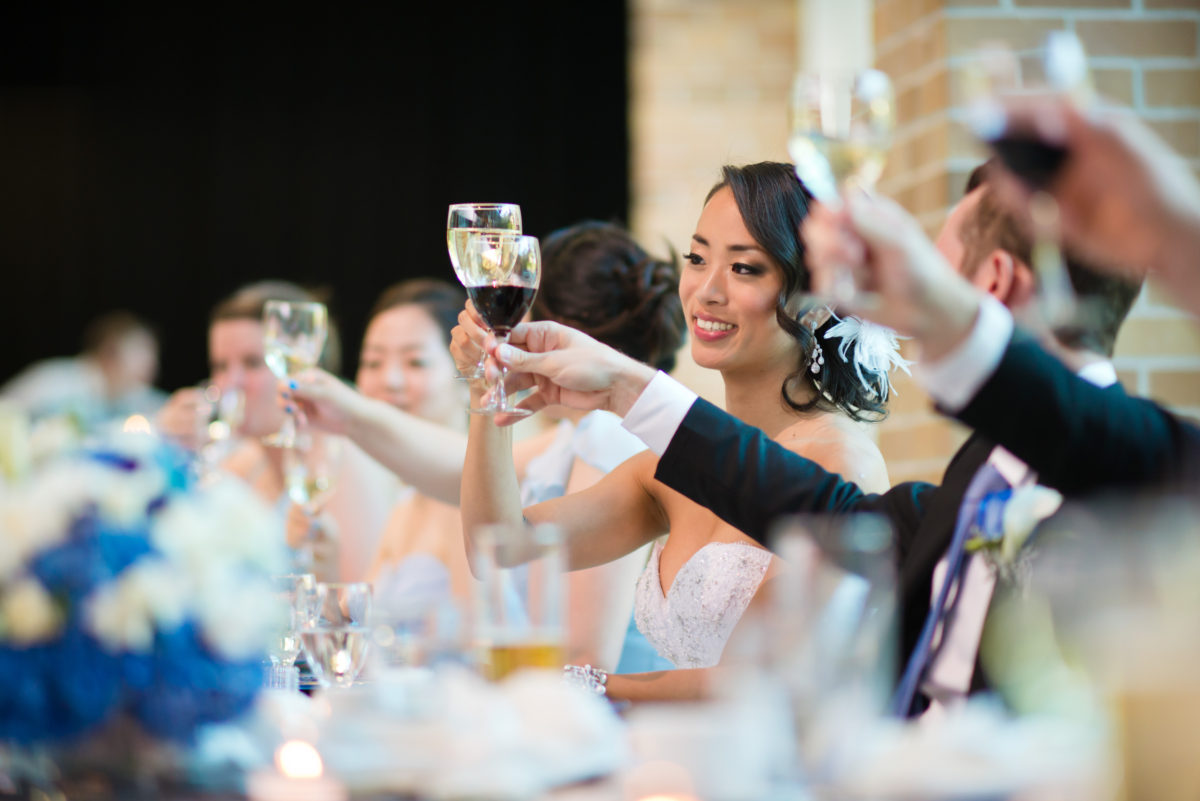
top-left (971, 248), bottom-right (1020, 305)
top-left (1007, 256), bottom-right (1038, 310)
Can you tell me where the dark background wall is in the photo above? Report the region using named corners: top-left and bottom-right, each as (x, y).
top-left (0, 2), bottom-right (629, 390)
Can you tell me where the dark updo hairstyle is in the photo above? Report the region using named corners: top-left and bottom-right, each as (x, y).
top-left (209, 280), bottom-right (343, 374)
top-left (533, 221), bottom-right (685, 372)
top-left (709, 162), bottom-right (888, 422)
top-left (366, 279), bottom-right (467, 348)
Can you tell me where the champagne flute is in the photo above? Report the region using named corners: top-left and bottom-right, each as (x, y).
top-left (454, 231), bottom-right (541, 417)
top-left (789, 68), bottom-right (895, 306)
top-left (965, 32), bottom-right (1093, 328)
top-left (262, 300), bottom-right (328, 448)
top-left (447, 203), bottom-right (523, 380)
top-left (195, 383), bottom-right (244, 480)
top-left (283, 431), bottom-right (341, 515)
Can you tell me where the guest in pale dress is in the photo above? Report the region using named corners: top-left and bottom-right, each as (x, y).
top-left (284, 223), bottom-right (686, 669)
top-left (454, 162), bottom-right (904, 701)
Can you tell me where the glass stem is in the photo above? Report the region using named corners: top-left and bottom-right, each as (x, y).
top-left (491, 331), bottom-right (511, 411)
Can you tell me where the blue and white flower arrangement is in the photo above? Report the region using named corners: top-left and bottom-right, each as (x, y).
top-left (0, 432), bottom-right (287, 746)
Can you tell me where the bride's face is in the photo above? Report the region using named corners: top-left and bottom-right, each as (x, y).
top-left (680, 187), bottom-right (798, 376)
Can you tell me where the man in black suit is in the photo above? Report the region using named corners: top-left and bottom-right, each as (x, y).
top-left (460, 166), bottom-right (1161, 716)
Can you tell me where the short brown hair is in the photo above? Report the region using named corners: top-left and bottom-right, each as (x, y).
top-left (209, 280), bottom-right (342, 374)
top-left (957, 161), bottom-right (1141, 356)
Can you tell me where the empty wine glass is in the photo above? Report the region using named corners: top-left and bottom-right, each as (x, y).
top-left (454, 231), bottom-right (541, 417)
top-left (262, 300), bottom-right (328, 447)
top-left (789, 67), bottom-right (895, 306)
top-left (447, 203), bottom-right (523, 380)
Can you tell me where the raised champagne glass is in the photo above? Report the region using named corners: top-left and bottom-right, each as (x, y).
top-left (446, 203), bottom-right (523, 380)
top-left (789, 67), bottom-right (895, 306)
top-left (262, 300), bottom-right (328, 448)
top-left (452, 230), bottom-right (541, 417)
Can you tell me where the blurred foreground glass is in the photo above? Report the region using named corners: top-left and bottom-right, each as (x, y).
top-left (471, 523), bottom-right (566, 681)
top-left (964, 32), bottom-right (1095, 328)
top-left (789, 68), bottom-right (894, 306)
top-left (299, 581), bottom-right (372, 689)
top-left (284, 432), bottom-right (342, 515)
top-left (195, 383), bottom-right (244, 479)
top-left (767, 514), bottom-right (897, 789)
top-left (262, 300), bottom-right (328, 447)
top-left (983, 497), bottom-right (1200, 801)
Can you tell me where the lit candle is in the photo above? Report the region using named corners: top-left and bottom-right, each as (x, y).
top-left (247, 740), bottom-right (347, 801)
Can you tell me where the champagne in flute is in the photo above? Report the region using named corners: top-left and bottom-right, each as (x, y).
top-left (283, 433), bottom-right (341, 513)
top-left (789, 68), bottom-right (895, 304)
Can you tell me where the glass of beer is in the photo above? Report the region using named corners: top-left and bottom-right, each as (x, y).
top-left (471, 522), bottom-right (566, 681)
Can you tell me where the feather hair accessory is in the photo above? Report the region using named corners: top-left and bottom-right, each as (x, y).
top-left (821, 312), bottom-right (913, 401)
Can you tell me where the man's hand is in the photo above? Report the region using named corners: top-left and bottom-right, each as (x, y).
top-left (990, 96), bottom-right (1200, 315)
top-left (802, 194), bottom-right (984, 361)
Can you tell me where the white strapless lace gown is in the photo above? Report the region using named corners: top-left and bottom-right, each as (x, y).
top-left (633, 539), bottom-right (772, 668)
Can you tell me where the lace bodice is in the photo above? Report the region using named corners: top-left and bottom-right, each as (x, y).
top-left (634, 539), bottom-right (772, 669)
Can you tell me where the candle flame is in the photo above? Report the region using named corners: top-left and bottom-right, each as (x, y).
top-left (122, 414), bottom-right (153, 434)
top-left (277, 740), bottom-right (323, 779)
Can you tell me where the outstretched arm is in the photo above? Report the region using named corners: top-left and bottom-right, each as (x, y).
top-left (282, 369), bottom-right (466, 507)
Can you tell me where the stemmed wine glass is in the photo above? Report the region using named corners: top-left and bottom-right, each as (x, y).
top-left (789, 68), bottom-right (895, 306)
top-left (262, 300), bottom-right (328, 447)
top-left (446, 203), bottom-right (523, 380)
top-left (965, 32), bottom-right (1093, 328)
top-left (299, 581), bottom-right (372, 689)
top-left (452, 231), bottom-right (541, 417)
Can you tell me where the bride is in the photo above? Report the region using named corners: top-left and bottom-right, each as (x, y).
top-left (454, 162), bottom-right (902, 701)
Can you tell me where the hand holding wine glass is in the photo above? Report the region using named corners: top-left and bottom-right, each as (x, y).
top-left (263, 300), bottom-right (328, 447)
top-left (789, 67), bottom-right (895, 306)
top-left (446, 203), bottom-right (523, 380)
top-left (453, 231), bottom-right (541, 417)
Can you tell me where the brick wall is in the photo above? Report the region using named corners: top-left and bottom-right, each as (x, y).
top-left (630, 0), bottom-right (1200, 484)
top-left (873, 0), bottom-right (1200, 482)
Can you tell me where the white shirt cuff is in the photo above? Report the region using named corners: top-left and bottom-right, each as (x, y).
top-left (915, 294), bottom-right (1014, 413)
top-left (620, 371), bottom-right (698, 457)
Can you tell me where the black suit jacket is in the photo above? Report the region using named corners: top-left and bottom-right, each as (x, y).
top-left (653, 332), bottom-right (1200, 712)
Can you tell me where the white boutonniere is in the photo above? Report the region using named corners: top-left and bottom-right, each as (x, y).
top-left (965, 484), bottom-right (1064, 583)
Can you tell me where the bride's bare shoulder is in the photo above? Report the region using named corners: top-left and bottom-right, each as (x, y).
top-left (776, 414), bottom-right (891, 493)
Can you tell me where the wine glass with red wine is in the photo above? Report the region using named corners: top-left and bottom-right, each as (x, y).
top-left (453, 230), bottom-right (541, 417)
top-left (446, 203), bottom-right (523, 380)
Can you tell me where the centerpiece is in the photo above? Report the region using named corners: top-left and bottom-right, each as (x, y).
top-left (0, 428), bottom-right (287, 793)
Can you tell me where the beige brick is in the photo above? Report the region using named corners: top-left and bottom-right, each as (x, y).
top-left (886, 371), bottom-right (935, 417)
top-left (945, 17), bottom-right (1065, 57)
top-left (897, 70), bottom-right (951, 125)
top-left (1014, 0), bottom-right (1129, 6)
top-left (1149, 370), bottom-right (1200, 406)
top-left (1075, 20), bottom-right (1198, 59)
top-left (877, 18), bottom-right (947, 78)
top-left (876, 0), bottom-right (942, 47)
top-left (879, 417), bottom-right (971, 463)
top-left (1092, 67), bottom-right (1136, 107)
top-left (949, 119), bottom-right (990, 159)
top-left (945, 0), bottom-right (1001, 6)
top-left (1114, 317), bottom-right (1200, 357)
top-left (1116, 368), bottom-right (1140, 390)
top-left (1144, 69), bottom-right (1200, 108)
top-left (1146, 119), bottom-right (1200, 159)
top-left (1144, 0), bottom-right (1200, 8)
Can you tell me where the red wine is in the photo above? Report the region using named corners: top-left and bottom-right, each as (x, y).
top-left (468, 284), bottom-right (537, 334)
top-left (987, 132), bottom-right (1070, 190)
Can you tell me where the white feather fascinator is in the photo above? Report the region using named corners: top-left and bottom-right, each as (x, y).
top-left (821, 313), bottom-right (913, 402)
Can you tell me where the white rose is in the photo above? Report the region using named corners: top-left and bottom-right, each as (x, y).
top-left (0, 578), bottom-right (64, 645)
top-left (85, 559), bottom-right (188, 652)
top-left (1000, 484), bottom-right (1064, 565)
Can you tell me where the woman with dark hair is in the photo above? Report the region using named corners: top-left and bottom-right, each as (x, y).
top-left (285, 227), bottom-right (686, 668)
top-left (456, 162), bottom-right (904, 700)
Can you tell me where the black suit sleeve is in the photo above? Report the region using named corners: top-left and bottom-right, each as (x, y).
top-left (954, 332), bottom-right (1200, 493)
top-left (654, 398), bottom-right (933, 548)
